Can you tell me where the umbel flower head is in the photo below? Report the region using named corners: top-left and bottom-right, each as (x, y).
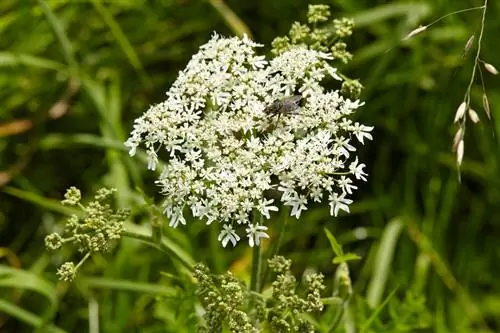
top-left (125, 33), bottom-right (372, 247)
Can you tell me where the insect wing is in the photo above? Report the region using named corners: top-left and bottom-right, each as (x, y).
top-left (264, 95), bottom-right (303, 115)
top-left (264, 99), bottom-right (282, 115)
top-left (281, 95), bottom-right (303, 114)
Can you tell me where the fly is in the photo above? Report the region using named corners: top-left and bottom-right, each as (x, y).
top-left (264, 95), bottom-right (303, 116)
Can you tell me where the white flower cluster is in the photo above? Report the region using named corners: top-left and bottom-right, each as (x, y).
top-left (125, 33), bottom-right (372, 247)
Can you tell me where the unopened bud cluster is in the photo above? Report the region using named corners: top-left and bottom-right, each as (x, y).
top-left (194, 264), bottom-right (261, 333)
top-left (267, 256), bottom-right (326, 332)
top-left (272, 4), bottom-right (355, 84)
top-left (193, 257), bottom-right (327, 333)
top-left (45, 187), bottom-right (128, 281)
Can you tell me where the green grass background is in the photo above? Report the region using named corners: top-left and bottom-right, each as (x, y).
top-left (1, 0), bottom-right (499, 332)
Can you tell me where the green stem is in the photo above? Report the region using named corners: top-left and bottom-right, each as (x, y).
top-left (464, 0), bottom-right (488, 103)
top-left (327, 304), bottom-right (345, 333)
top-left (425, 5), bottom-right (485, 29)
top-left (250, 243), bottom-right (262, 292)
top-left (75, 252), bottom-right (91, 272)
top-left (260, 208), bottom-right (288, 291)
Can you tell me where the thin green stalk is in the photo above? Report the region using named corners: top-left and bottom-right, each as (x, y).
top-left (250, 212), bottom-right (265, 292)
top-left (75, 252), bottom-right (91, 272)
top-left (89, 0), bottom-right (151, 87)
top-left (122, 230), bottom-right (194, 271)
top-left (425, 6), bottom-right (485, 28)
top-left (464, 0), bottom-right (488, 102)
top-left (38, 0), bottom-right (78, 70)
top-left (250, 243), bottom-right (262, 292)
top-left (260, 208), bottom-right (288, 291)
top-left (327, 304), bottom-right (345, 333)
top-left (207, 0), bottom-right (253, 38)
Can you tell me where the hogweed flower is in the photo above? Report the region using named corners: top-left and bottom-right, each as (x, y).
top-left (126, 32), bottom-right (372, 247)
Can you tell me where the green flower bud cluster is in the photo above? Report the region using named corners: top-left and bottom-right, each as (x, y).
top-left (341, 79), bottom-right (363, 101)
top-left (333, 18), bottom-right (354, 38)
top-left (193, 263), bottom-right (260, 333)
top-left (271, 4), bottom-right (354, 61)
top-left (193, 257), bottom-right (326, 333)
top-left (45, 187), bottom-right (129, 281)
top-left (307, 4), bottom-right (330, 24)
top-left (267, 256), bottom-right (326, 333)
top-left (330, 41), bottom-right (352, 64)
top-left (271, 4), bottom-right (360, 99)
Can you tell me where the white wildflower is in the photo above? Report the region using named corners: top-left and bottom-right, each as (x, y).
top-left (218, 224), bottom-right (240, 248)
top-left (349, 157), bottom-right (368, 181)
top-left (126, 33), bottom-right (372, 247)
top-left (337, 176), bottom-right (357, 194)
top-left (329, 192), bottom-right (353, 217)
top-left (285, 194), bottom-right (308, 219)
top-left (351, 122), bottom-right (374, 144)
top-left (246, 224), bottom-right (269, 247)
top-left (257, 198), bottom-right (279, 219)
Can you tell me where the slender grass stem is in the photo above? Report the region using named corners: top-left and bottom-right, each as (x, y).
top-left (425, 6), bottom-right (485, 29)
top-left (464, 0), bottom-right (488, 103)
top-left (122, 230), bottom-right (194, 271)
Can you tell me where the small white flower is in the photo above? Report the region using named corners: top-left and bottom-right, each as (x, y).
top-left (329, 192), bottom-right (353, 217)
top-left (218, 224), bottom-right (240, 247)
top-left (335, 137), bottom-right (356, 158)
top-left (257, 198), bottom-right (278, 219)
top-left (146, 149), bottom-right (158, 171)
top-left (349, 157), bottom-right (368, 181)
top-left (351, 122), bottom-right (374, 144)
top-left (286, 194), bottom-right (308, 219)
top-left (246, 224), bottom-right (269, 247)
top-left (337, 176), bottom-right (357, 194)
top-left (325, 65), bottom-right (342, 81)
top-left (166, 207), bottom-right (186, 228)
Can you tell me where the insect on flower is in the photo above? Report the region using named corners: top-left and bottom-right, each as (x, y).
top-left (264, 95), bottom-right (304, 131)
top-left (264, 95), bottom-right (303, 116)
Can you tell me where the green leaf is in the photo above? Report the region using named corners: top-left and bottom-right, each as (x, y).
top-left (2, 186), bottom-right (80, 216)
top-left (366, 217), bottom-right (404, 308)
top-left (0, 52), bottom-right (66, 71)
top-left (81, 277), bottom-right (177, 297)
top-left (333, 252), bottom-right (361, 264)
top-left (0, 299), bottom-right (67, 333)
top-left (0, 265), bottom-right (59, 328)
top-left (321, 296), bottom-right (343, 305)
top-left (361, 286), bottom-right (399, 333)
top-left (123, 223), bottom-right (195, 271)
top-left (89, 0), bottom-right (151, 87)
top-left (324, 228), bottom-right (344, 257)
top-left (38, 0), bottom-right (77, 69)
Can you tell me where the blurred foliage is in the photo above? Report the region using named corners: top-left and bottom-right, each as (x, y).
top-left (1, 0), bottom-right (500, 332)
